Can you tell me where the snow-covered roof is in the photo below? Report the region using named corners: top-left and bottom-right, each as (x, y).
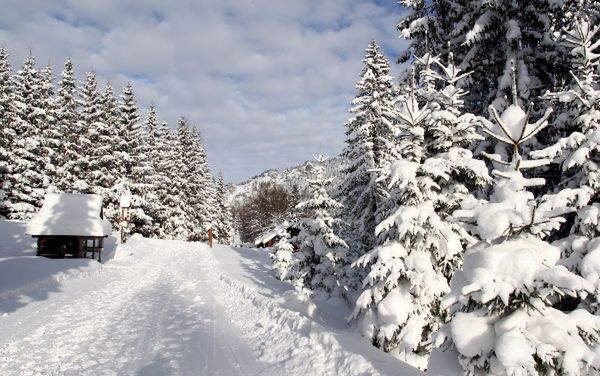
top-left (26, 193), bottom-right (112, 237)
top-left (254, 221), bottom-right (291, 246)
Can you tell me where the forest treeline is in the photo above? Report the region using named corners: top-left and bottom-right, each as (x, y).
top-left (0, 50), bottom-right (233, 243)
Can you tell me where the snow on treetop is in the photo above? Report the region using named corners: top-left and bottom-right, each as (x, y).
top-left (26, 193), bottom-right (112, 237)
top-left (498, 104), bottom-right (527, 140)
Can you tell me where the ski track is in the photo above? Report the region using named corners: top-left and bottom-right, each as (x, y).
top-left (0, 238), bottom-right (408, 375)
top-left (0, 239), bottom-right (264, 376)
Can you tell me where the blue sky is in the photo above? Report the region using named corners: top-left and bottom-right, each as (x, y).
top-left (0, 0), bottom-right (409, 183)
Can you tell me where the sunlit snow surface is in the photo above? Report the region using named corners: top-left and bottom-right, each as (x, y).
top-left (0, 221), bottom-right (423, 375)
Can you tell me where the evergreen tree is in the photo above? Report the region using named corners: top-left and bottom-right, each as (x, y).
top-left (531, 18), bottom-right (600, 239)
top-left (165, 117), bottom-right (195, 239)
top-left (55, 59), bottom-right (85, 192)
top-left (436, 63), bottom-right (600, 376)
top-left (398, 0), bottom-right (600, 114)
top-left (0, 48), bottom-right (14, 217)
top-left (5, 54), bottom-right (47, 219)
top-left (37, 64), bottom-right (59, 191)
top-left (116, 83), bottom-right (153, 235)
top-left (140, 105), bottom-right (168, 237)
top-left (214, 173), bottom-right (234, 244)
top-left (155, 120), bottom-right (183, 239)
top-left (338, 41), bottom-right (399, 289)
top-left (290, 155), bottom-right (348, 297)
top-left (77, 72), bottom-right (103, 194)
top-left (93, 83), bottom-right (122, 224)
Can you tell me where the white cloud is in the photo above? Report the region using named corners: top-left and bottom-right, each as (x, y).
top-left (0, 0), bottom-right (409, 182)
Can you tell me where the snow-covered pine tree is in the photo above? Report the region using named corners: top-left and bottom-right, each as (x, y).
top-left (93, 82), bottom-right (122, 225)
top-left (271, 232), bottom-right (297, 282)
top-left (528, 18), bottom-right (600, 315)
top-left (187, 129), bottom-right (217, 241)
top-left (55, 59), bottom-right (86, 193)
top-left (155, 120), bottom-right (184, 239)
top-left (338, 41), bottom-right (399, 290)
top-left (116, 83), bottom-right (153, 235)
top-left (165, 117), bottom-right (196, 240)
top-left (38, 64), bottom-right (59, 192)
top-left (531, 18), bottom-right (600, 239)
top-left (289, 154), bottom-right (347, 297)
top-left (214, 173), bottom-right (234, 245)
top-left (351, 71), bottom-right (467, 368)
top-left (397, 0), bottom-right (600, 114)
top-left (76, 72), bottom-right (103, 194)
top-left (140, 105), bottom-right (167, 238)
top-left (436, 61), bottom-right (600, 376)
top-left (417, 51), bottom-right (490, 259)
top-left (0, 48), bottom-right (14, 218)
top-left (5, 54), bottom-right (47, 219)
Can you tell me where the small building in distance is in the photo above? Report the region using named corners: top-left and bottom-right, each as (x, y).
top-left (254, 221), bottom-right (300, 248)
top-left (26, 193), bottom-right (112, 262)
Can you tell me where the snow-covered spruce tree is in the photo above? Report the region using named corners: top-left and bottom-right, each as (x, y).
top-left (289, 155), bottom-right (347, 297)
top-left (397, 0), bottom-right (600, 115)
top-left (214, 173), bottom-right (234, 245)
top-left (271, 232), bottom-right (298, 282)
top-left (531, 18), bottom-right (600, 239)
top-left (55, 59), bottom-right (86, 193)
top-left (417, 51), bottom-right (490, 256)
top-left (351, 76), bottom-right (464, 368)
top-left (92, 83), bottom-right (122, 225)
top-left (436, 63), bottom-right (600, 376)
top-left (338, 41), bottom-right (399, 290)
top-left (4, 54), bottom-right (47, 219)
top-left (0, 48), bottom-right (14, 217)
top-left (77, 72), bottom-right (103, 195)
top-left (140, 105), bottom-right (169, 238)
top-left (116, 83), bottom-right (153, 235)
top-left (155, 121), bottom-right (184, 239)
top-left (529, 18), bottom-right (600, 315)
top-left (172, 120), bottom-right (216, 241)
top-left (164, 117), bottom-right (196, 240)
top-left (190, 129), bottom-right (218, 241)
top-left (38, 64), bottom-right (59, 192)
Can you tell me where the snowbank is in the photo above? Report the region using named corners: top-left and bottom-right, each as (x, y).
top-left (209, 245), bottom-right (424, 375)
top-left (0, 220), bottom-right (117, 314)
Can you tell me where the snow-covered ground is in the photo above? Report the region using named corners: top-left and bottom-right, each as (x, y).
top-left (0, 221), bottom-right (423, 375)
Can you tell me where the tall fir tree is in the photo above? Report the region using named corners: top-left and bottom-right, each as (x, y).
top-left (74, 71), bottom-right (103, 194)
top-left (351, 79), bottom-right (465, 367)
top-left (5, 54), bottom-right (47, 219)
top-left (279, 155), bottom-right (348, 297)
top-left (338, 41), bottom-right (400, 290)
top-left (0, 48), bottom-right (14, 217)
top-left (214, 173), bottom-right (234, 245)
top-left (55, 59), bottom-right (85, 192)
top-left (116, 83), bottom-right (153, 235)
top-left (37, 64), bottom-right (59, 191)
top-left (93, 82), bottom-right (122, 224)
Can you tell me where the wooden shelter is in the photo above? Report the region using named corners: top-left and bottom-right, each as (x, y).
top-left (254, 221), bottom-right (301, 248)
top-left (26, 193), bottom-right (112, 262)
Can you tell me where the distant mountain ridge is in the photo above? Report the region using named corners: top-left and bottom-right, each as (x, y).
top-left (230, 156), bottom-right (345, 204)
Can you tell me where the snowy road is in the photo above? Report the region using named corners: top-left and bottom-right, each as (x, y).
top-left (0, 236), bottom-right (423, 376)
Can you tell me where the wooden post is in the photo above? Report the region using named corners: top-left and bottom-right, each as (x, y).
top-left (208, 228), bottom-right (213, 248)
